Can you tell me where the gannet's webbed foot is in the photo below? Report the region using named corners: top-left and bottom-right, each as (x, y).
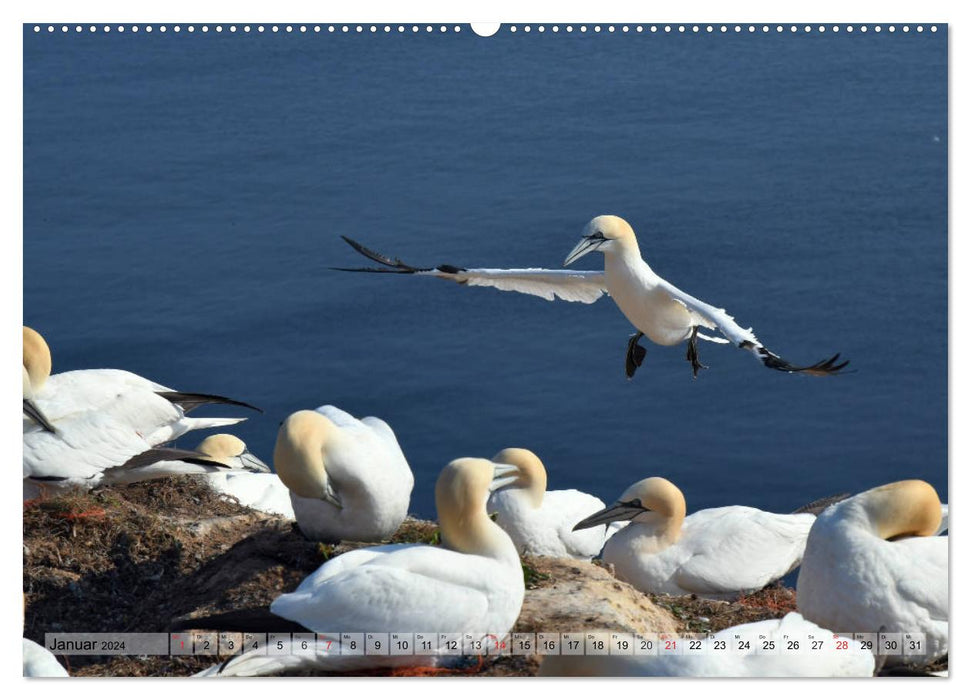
top-left (686, 326), bottom-right (708, 379)
top-left (625, 331), bottom-right (646, 379)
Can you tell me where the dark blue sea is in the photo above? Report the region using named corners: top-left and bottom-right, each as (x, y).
top-left (24, 25), bottom-right (948, 519)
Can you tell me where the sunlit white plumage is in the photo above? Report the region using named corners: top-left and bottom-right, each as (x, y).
top-left (538, 613), bottom-right (874, 677)
top-left (574, 477), bottom-right (814, 599)
top-left (22, 326), bottom-right (259, 442)
top-left (486, 447), bottom-right (616, 559)
top-left (189, 458), bottom-right (525, 676)
top-left (339, 215), bottom-right (848, 378)
top-left (193, 434), bottom-right (294, 518)
top-left (274, 405), bottom-right (414, 543)
top-left (23, 638), bottom-right (69, 678)
top-left (796, 480), bottom-right (947, 666)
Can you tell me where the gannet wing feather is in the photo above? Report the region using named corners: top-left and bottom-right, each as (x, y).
top-left (654, 277), bottom-right (850, 375)
top-left (337, 236), bottom-right (607, 304)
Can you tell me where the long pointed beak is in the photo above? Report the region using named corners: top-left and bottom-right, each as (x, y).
top-left (564, 236), bottom-right (604, 267)
top-left (239, 451), bottom-right (271, 474)
top-left (23, 398), bottom-right (56, 433)
top-left (490, 463), bottom-right (520, 492)
top-left (572, 501), bottom-right (648, 531)
top-left (321, 480), bottom-right (343, 509)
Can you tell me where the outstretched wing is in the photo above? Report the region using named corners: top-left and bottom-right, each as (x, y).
top-left (337, 236), bottom-right (608, 304)
top-left (655, 277), bottom-right (850, 376)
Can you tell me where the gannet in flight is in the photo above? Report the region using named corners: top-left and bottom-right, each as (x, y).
top-left (572, 476), bottom-right (815, 600)
top-left (273, 405), bottom-right (414, 543)
top-left (195, 434), bottom-right (295, 518)
top-left (538, 613), bottom-right (874, 677)
top-left (486, 447), bottom-right (621, 560)
top-left (176, 457), bottom-right (525, 676)
top-left (338, 215), bottom-right (849, 379)
top-left (796, 480), bottom-right (948, 667)
top-left (22, 326), bottom-right (260, 440)
top-left (22, 638), bottom-right (69, 678)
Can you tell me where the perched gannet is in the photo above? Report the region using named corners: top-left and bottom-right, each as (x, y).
top-left (23, 638), bottom-right (69, 677)
top-left (178, 458), bottom-right (526, 676)
top-left (573, 477), bottom-right (814, 599)
top-left (196, 434), bottom-right (294, 518)
top-left (24, 417), bottom-right (271, 496)
top-left (274, 406), bottom-right (414, 543)
top-left (338, 215), bottom-right (848, 379)
top-left (796, 480), bottom-right (948, 666)
top-left (486, 447), bottom-right (617, 559)
top-left (22, 326), bottom-right (260, 440)
top-left (538, 613), bottom-right (874, 677)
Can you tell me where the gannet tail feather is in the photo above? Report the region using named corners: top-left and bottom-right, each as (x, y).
top-left (156, 391), bottom-right (263, 414)
top-left (23, 398), bottom-right (57, 433)
top-left (791, 493), bottom-right (852, 516)
top-left (171, 608), bottom-right (312, 634)
top-left (337, 236), bottom-right (609, 304)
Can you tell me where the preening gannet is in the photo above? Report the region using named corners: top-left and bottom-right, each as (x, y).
top-left (274, 406), bottom-right (414, 543)
top-left (573, 477), bottom-right (814, 599)
top-left (178, 458), bottom-right (526, 676)
top-left (538, 613), bottom-right (874, 677)
top-left (196, 434), bottom-right (295, 518)
top-left (22, 326), bottom-right (260, 441)
top-left (338, 215), bottom-right (848, 379)
top-left (796, 480), bottom-right (948, 666)
top-left (486, 447), bottom-right (617, 559)
top-left (23, 638), bottom-right (69, 678)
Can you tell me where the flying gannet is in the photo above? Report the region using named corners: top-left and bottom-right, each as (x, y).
top-left (796, 480), bottom-right (948, 667)
top-left (572, 476), bottom-right (815, 599)
top-left (196, 434), bottom-right (295, 518)
top-left (486, 447), bottom-right (621, 560)
top-left (537, 613), bottom-right (874, 677)
top-left (273, 405), bottom-right (414, 543)
top-left (22, 326), bottom-right (260, 440)
top-left (23, 638), bottom-right (69, 678)
top-left (337, 215), bottom-right (849, 379)
top-left (176, 457), bottom-right (526, 676)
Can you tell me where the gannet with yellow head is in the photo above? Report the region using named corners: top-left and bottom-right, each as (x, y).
top-left (181, 457), bottom-right (525, 676)
top-left (573, 476), bottom-right (815, 600)
top-left (21, 326), bottom-right (260, 442)
top-left (338, 215), bottom-right (848, 379)
top-left (486, 447), bottom-right (618, 559)
top-left (796, 479), bottom-right (947, 667)
top-left (193, 434), bottom-right (294, 518)
top-left (273, 405), bottom-right (414, 543)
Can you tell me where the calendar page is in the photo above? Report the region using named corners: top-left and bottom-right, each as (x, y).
top-left (22, 12), bottom-right (948, 681)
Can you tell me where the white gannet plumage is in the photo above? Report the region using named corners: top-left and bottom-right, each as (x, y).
top-left (486, 447), bottom-right (615, 559)
top-left (188, 457), bottom-right (525, 676)
top-left (196, 434), bottom-right (295, 518)
top-left (274, 405), bottom-right (414, 543)
top-left (23, 638), bottom-right (69, 677)
top-left (22, 326), bottom-right (260, 441)
top-left (796, 479), bottom-right (947, 666)
top-left (538, 613), bottom-right (874, 677)
top-left (573, 477), bottom-right (814, 599)
top-left (338, 215), bottom-right (848, 379)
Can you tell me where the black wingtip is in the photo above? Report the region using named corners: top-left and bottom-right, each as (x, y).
top-left (760, 349), bottom-right (853, 376)
top-left (157, 391), bottom-right (263, 415)
top-left (23, 398), bottom-right (57, 433)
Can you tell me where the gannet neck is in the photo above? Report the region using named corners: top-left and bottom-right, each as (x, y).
top-left (197, 433), bottom-right (247, 467)
top-left (492, 447), bottom-right (546, 509)
top-left (23, 326), bottom-right (52, 393)
top-left (436, 458), bottom-right (519, 563)
top-left (274, 410), bottom-right (337, 499)
top-left (856, 480), bottom-right (942, 540)
top-left (624, 476), bottom-right (686, 543)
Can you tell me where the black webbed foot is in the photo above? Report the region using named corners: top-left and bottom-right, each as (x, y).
top-left (686, 327), bottom-right (708, 379)
top-left (625, 332), bottom-right (646, 379)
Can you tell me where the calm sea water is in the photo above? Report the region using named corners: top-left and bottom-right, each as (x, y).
top-left (24, 26), bottom-right (947, 519)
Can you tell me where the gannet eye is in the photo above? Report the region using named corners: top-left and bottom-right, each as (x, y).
top-left (589, 231), bottom-right (606, 240)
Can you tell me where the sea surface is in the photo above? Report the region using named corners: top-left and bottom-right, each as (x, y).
top-left (24, 25), bottom-right (948, 519)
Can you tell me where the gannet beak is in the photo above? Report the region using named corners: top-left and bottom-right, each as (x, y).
top-left (239, 451), bottom-right (271, 473)
top-left (572, 499), bottom-right (648, 531)
top-left (322, 481), bottom-right (343, 509)
top-left (490, 463), bottom-right (520, 492)
top-left (564, 235), bottom-right (606, 267)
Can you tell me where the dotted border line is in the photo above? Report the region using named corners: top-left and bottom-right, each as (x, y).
top-left (30, 24), bottom-right (940, 35)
